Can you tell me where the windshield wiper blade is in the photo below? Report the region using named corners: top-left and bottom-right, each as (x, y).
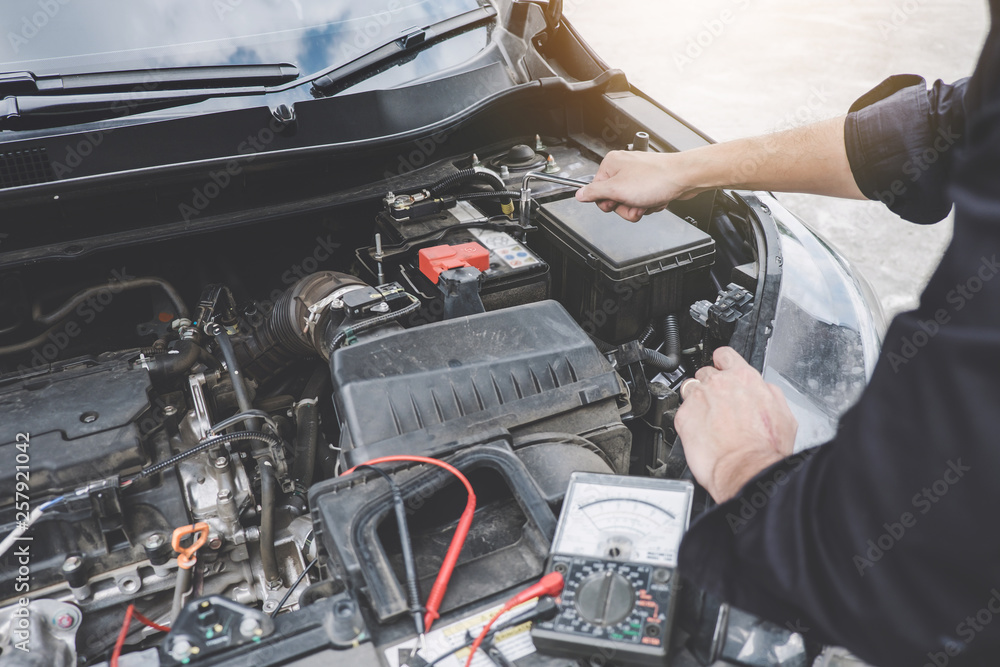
top-left (0, 64), bottom-right (299, 97)
top-left (0, 86), bottom-right (268, 130)
top-left (311, 5), bottom-right (498, 95)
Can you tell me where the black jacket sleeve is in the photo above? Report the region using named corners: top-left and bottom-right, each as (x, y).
top-left (844, 75), bottom-right (969, 224)
top-left (678, 52), bottom-right (1000, 667)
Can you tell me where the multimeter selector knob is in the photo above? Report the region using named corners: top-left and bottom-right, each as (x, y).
top-left (575, 570), bottom-right (634, 626)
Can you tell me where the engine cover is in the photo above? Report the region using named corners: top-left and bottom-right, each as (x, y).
top-left (0, 354), bottom-right (152, 497)
top-left (330, 300), bottom-right (631, 471)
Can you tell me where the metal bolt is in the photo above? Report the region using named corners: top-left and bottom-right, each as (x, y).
top-left (144, 533), bottom-right (166, 551)
top-left (214, 456), bottom-right (229, 469)
top-left (169, 637), bottom-right (193, 660)
top-left (118, 577), bottom-right (140, 594)
top-left (163, 405), bottom-right (178, 417)
top-left (239, 617), bottom-right (261, 638)
top-left (263, 600), bottom-right (278, 612)
top-left (370, 302), bottom-right (390, 313)
top-left (500, 165), bottom-right (510, 179)
top-left (544, 154), bottom-right (560, 173)
top-left (208, 536), bottom-right (223, 550)
top-left (334, 600), bottom-right (355, 618)
top-left (534, 134), bottom-right (546, 151)
top-left (218, 489), bottom-right (233, 502)
top-left (61, 556), bottom-right (83, 573)
top-left (54, 612), bottom-right (78, 630)
top-left (471, 153), bottom-right (481, 167)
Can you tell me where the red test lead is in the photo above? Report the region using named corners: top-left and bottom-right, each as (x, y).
top-left (463, 572), bottom-right (565, 667)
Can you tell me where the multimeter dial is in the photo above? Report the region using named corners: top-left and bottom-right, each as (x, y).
top-left (551, 475), bottom-right (692, 567)
top-left (532, 473), bottom-right (695, 667)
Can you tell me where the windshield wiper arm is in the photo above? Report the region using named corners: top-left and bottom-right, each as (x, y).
top-left (0, 64), bottom-right (299, 97)
top-left (311, 5), bottom-right (498, 95)
top-left (0, 4), bottom-right (497, 131)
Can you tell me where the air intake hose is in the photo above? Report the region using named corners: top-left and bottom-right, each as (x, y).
top-left (234, 272), bottom-right (367, 381)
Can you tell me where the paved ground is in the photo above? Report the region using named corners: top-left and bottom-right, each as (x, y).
top-left (564, 0), bottom-right (988, 319)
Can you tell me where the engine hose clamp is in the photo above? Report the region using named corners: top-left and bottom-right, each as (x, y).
top-left (172, 522), bottom-right (210, 570)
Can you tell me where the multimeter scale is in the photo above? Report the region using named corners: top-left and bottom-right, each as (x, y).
top-left (531, 473), bottom-right (694, 666)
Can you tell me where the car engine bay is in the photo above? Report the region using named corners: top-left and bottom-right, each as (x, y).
top-left (0, 128), bottom-right (809, 667)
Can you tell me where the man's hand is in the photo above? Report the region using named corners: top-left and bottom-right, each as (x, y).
top-left (675, 347), bottom-right (798, 503)
top-left (575, 151), bottom-right (704, 222)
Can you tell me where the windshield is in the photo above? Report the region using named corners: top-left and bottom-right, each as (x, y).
top-left (1, 0), bottom-right (482, 77)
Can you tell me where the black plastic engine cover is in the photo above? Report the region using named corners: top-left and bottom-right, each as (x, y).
top-left (0, 354), bottom-right (152, 497)
top-left (330, 300), bottom-right (631, 470)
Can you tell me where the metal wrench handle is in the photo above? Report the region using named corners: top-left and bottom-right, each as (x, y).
top-left (519, 171), bottom-right (592, 227)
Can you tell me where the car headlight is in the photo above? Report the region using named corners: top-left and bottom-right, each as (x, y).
top-left (754, 193), bottom-right (886, 451)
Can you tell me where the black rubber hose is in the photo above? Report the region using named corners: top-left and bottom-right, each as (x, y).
top-left (291, 367), bottom-right (327, 486)
top-left (356, 465), bottom-right (424, 637)
top-left (455, 190), bottom-right (521, 201)
top-left (292, 400), bottom-right (320, 487)
top-left (428, 168), bottom-right (504, 196)
top-left (133, 431), bottom-right (281, 480)
top-left (639, 314), bottom-right (681, 373)
top-left (259, 459), bottom-right (281, 587)
top-left (32, 276), bottom-right (189, 326)
top-left (209, 324), bottom-right (254, 416)
top-left (144, 340), bottom-right (220, 383)
top-left (663, 313), bottom-right (681, 364)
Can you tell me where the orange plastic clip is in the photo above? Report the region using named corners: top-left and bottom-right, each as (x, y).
top-left (171, 522), bottom-right (210, 570)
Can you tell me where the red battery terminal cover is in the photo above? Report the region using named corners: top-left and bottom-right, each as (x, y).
top-left (418, 242), bottom-right (490, 284)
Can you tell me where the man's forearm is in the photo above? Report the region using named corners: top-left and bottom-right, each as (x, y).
top-left (683, 116), bottom-right (866, 199)
top-left (576, 116), bottom-right (866, 221)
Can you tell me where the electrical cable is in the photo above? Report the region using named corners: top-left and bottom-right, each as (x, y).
top-left (341, 455), bottom-right (477, 630)
top-left (111, 603), bottom-right (171, 667)
top-left (462, 573), bottom-right (564, 667)
top-left (209, 409), bottom-right (279, 436)
top-left (270, 557), bottom-right (319, 618)
top-left (0, 496), bottom-right (64, 559)
top-left (133, 609), bottom-right (171, 633)
top-left (418, 596), bottom-right (560, 667)
top-left (127, 431), bottom-right (281, 482)
top-left (110, 603), bottom-right (134, 667)
top-left (328, 295), bottom-right (421, 352)
top-left (355, 464), bottom-right (425, 642)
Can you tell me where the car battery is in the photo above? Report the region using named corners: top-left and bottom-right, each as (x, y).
top-left (375, 199), bottom-right (549, 312)
top-left (533, 196), bottom-right (715, 343)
